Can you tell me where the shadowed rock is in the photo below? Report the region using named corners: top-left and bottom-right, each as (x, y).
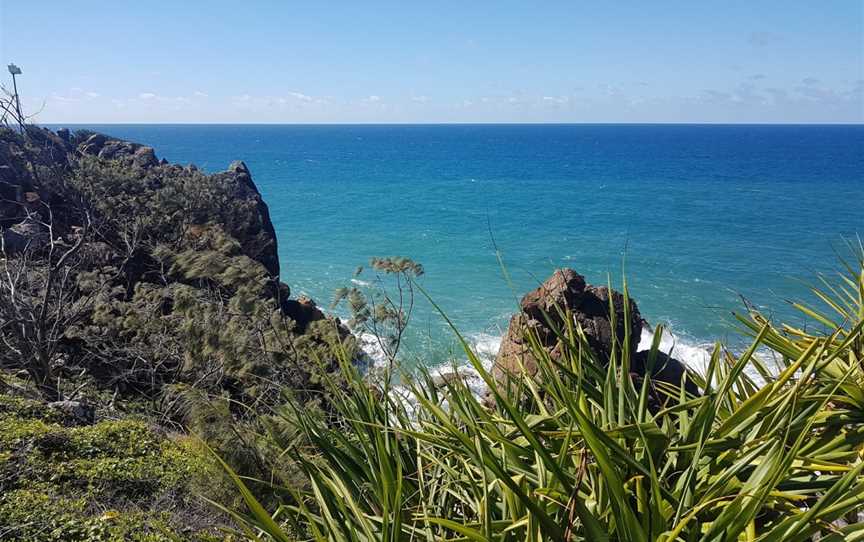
top-left (631, 350), bottom-right (701, 410)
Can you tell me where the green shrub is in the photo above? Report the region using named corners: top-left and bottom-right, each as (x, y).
top-left (0, 396), bottom-right (233, 541)
top-left (218, 247), bottom-right (864, 541)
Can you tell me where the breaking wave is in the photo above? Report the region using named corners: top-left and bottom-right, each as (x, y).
top-left (355, 322), bottom-right (725, 403)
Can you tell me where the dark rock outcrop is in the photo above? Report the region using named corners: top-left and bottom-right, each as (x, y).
top-left (493, 268), bottom-right (696, 399)
top-left (493, 269), bottom-right (641, 382)
top-left (79, 132), bottom-right (158, 170)
top-left (631, 350), bottom-right (700, 406)
top-left (283, 295), bottom-right (328, 333)
top-left (1, 127), bottom-right (281, 279)
top-left (211, 160), bottom-right (280, 277)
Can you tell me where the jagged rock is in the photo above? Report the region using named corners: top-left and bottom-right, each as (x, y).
top-left (493, 269), bottom-right (641, 383)
top-left (283, 295), bottom-right (327, 333)
top-left (212, 160), bottom-right (280, 278)
top-left (76, 134), bottom-right (158, 169)
top-left (133, 146), bottom-right (157, 168)
top-left (97, 141), bottom-right (126, 159)
top-left (492, 268), bottom-right (697, 401)
top-left (573, 285), bottom-right (642, 362)
top-left (47, 400), bottom-right (96, 426)
top-left (228, 160), bottom-right (250, 176)
top-left (78, 133), bottom-right (108, 155)
top-left (631, 350), bottom-right (700, 407)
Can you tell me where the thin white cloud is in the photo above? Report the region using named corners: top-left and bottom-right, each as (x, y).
top-left (139, 92), bottom-right (157, 100)
top-left (49, 88), bottom-right (102, 104)
top-left (287, 91), bottom-right (314, 102)
top-left (193, 91), bottom-right (209, 98)
top-left (542, 96), bottom-right (568, 105)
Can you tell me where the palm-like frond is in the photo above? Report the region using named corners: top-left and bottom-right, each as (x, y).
top-left (218, 248), bottom-right (864, 541)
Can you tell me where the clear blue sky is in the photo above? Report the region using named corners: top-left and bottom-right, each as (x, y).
top-left (2, 1), bottom-right (862, 123)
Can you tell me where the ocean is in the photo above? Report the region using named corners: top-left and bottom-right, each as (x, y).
top-left (58, 124), bottom-right (864, 372)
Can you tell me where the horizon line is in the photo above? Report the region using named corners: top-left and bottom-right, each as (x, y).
top-left (40, 121), bottom-right (864, 127)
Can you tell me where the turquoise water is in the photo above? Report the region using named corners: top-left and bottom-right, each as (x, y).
top-left (61, 124), bottom-right (863, 367)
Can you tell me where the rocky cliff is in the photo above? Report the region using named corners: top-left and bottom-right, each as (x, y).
top-left (0, 126), bottom-right (349, 405)
top-left (2, 126), bottom-right (280, 277)
top-left (0, 125), bottom-right (363, 539)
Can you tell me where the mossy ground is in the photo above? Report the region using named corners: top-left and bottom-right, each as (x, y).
top-left (0, 393), bottom-right (236, 541)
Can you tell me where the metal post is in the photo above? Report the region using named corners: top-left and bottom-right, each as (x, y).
top-left (7, 64), bottom-right (23, 131)
top-left (11, 72), bottom-right (21, 121)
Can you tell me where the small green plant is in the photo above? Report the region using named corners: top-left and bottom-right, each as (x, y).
top-left (331, 256), bottom-right (424, 367)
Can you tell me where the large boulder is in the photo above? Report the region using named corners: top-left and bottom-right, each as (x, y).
top-left (492, 268), bottom-right (698, 402)
top-left (493, 269), bottom-right (642, 383)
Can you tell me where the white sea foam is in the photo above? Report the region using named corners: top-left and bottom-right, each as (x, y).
top-left (351, 317), bottom-right (769, 404)
top-left (468, 332), bottom-right (503, 363)
top-left (356, 331), bottom-right (389, 369)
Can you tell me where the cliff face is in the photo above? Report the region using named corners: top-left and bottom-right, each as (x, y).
top-left (1, 126), bottom-right (281, 279)
top-left (0, 126), bottom-right (350, 405)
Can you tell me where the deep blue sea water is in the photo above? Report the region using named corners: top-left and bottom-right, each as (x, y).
top-left (57, 124), bottom-right (864, 369)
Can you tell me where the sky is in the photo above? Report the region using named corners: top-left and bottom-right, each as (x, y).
top-left (1, 1), bottom-right (862, 124)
